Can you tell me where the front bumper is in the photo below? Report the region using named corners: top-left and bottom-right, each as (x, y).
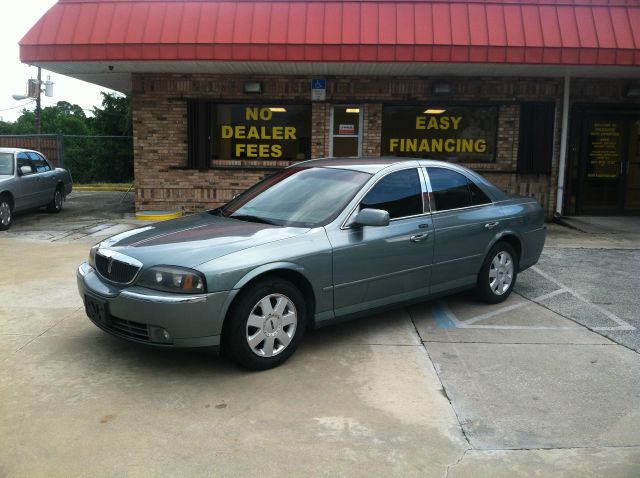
top-left (77, 262), bottom-right (231, 348)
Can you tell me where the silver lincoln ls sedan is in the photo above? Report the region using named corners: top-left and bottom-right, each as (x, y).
top-left (77, 157), bottom-right (546, 370)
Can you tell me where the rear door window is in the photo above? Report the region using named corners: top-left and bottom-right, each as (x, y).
top-left (360, 168), bottom-right (423, 219)
top-left (427, 167), bottom-right (492, 211)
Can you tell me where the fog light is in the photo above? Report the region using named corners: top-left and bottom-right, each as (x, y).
top-left (149, 326), bottom-right (173, 344)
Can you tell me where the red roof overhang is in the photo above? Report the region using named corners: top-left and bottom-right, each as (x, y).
top-left (20, 0), bottom-right (640, 66)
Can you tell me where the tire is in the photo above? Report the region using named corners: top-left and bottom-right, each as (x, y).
top-left (46, 186), bottom-right (63, 213)
top-left (475, 241), bottom-right (518, 304)
top-left (223, 278), bottom-right (307, 370)
top-left (0, 196), bottom-right (12, 231)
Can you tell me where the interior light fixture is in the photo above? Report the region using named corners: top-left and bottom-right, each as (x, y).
top-left (346, 108), bottom-right (360, 113)
top-left (624, 86), bottom-right (640, 98)
top-left (243, 82), bottom-right (262, 94)
top-left (423, 109), bottom-right (447, 114)
top-left (432, 83), bottom-right (452, 95)
top-left (268, 107), bottom-right (287, 112)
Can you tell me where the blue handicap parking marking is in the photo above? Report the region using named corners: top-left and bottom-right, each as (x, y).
top-left (433, 302), bottom-right (457, 329)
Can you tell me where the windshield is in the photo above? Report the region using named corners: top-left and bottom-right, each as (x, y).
top-left (218, 166), bottom-right (372, 227)
top-left (0, 153), bottom-right (13, 175)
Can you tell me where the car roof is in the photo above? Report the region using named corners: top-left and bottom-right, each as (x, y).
top-left (297, 156), bottom-right (471, 174)
top-left (0, 148), bottom-right (37, 154)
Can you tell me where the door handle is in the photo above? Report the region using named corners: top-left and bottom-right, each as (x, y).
top-left (484, 222), bottom-right (500, 230)
top-left (410, 233), bottom-right (430, 242)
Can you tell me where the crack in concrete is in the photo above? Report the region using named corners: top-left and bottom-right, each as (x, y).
top-left (444, 447), bottom-right (470, 478)
top-left (406, 306), bottom-right (473, 448)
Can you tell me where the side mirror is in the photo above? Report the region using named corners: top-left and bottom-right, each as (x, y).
top-left (19, 165), bottom-right (32, 176)
top-left (353, 208), bottom-right (390, 227)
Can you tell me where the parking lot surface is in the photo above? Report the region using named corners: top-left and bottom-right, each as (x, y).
top-left (1, 192), bottom-right (639, 477)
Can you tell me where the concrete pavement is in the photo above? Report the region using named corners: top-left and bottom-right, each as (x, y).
top-left (0, 196), bottom-right (639, 476)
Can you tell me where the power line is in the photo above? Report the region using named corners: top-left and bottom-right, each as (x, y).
top-left (0, 100), bottom-right (36, 113)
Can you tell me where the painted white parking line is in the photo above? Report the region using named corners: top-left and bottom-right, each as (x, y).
top-left (436, 301), bottom-right (576, 330)
top-left (432, 267), bottom-right (634, 331)
top-left (530, 266), bottom-right (636, 331)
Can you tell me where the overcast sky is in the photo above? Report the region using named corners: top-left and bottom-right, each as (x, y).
top-left (0, 0), bottom-right (118, 122)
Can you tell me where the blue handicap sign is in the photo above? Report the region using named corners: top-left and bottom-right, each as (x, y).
top-left (312, 79), bottom-right (326, 90)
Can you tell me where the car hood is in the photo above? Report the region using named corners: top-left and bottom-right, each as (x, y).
top-left (98, 213), bottom-right (310, 268)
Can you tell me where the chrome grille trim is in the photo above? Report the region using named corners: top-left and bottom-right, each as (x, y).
top-left (95, 249), bottom-right (142, 285)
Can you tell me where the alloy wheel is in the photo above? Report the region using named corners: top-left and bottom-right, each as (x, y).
top-left (54, 190), bottom-right (62, 210)
top-left (489, 251), bottom-right (514, 295)
top-left (245, 293), bottom-right (297, 357)
top-left (0, 201), bottom-right (11, 227)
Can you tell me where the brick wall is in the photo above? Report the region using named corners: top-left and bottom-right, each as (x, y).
top-left (131, 74), bottom-right (578, 217)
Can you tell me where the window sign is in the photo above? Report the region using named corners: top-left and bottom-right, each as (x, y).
top-left (381, 105), bottom-right (498, 162)
top-left (586, 119), bottom-right (623, 179)
top-left (212, 105), bottom-right (311, 161)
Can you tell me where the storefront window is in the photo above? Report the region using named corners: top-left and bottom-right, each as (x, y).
top-left (381, 105), bottom-right (498, 163)
top-left (212, 105), bottom-right (311, 161)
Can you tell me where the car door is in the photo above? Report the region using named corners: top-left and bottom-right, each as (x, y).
top-left (14, 153), bottom-right (39, 210)
top-left (27, 152), bottom-right (55, 206)
top-left (425, 166), bottom-right (502, 294)
top-left (326, 167), bottom-right (434, 317)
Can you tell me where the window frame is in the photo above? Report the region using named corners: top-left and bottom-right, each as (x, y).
top-left (27, 152), bottom-right (52, 173)
top-left (342, 166), bottom-right (429, 229)
top-left (423, 166), bottom-right (495, 214)
top-left (16, 152), bottom-right (35, 176)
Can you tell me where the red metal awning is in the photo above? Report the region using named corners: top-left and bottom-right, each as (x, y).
top-left (20, 0), bottom-right (640, 66)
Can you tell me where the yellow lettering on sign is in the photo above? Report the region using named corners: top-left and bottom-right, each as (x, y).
top-left (221, 125), bottom-right (233, 139)
top-left (388, 138), bottom-right (489, 154)
top-left (245, 107), bottom-right (273, 121)
top-left (415, 116), bottom-right (464, 130)
top-left (285, 127), bottom-right (296, 140)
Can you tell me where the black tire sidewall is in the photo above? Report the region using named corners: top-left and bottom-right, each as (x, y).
top-left (224, 278), bottom-right (307, 370)
top-left (47, 188), bottom-right (63, 213)
top-left (476, 242), bottom-right (518, 303)
top-left (0, 198), bottom-right (11, 231)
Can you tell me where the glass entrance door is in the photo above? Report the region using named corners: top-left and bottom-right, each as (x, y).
top-left (579, 114), bottom-right (640, 214)
top-left (624, 120), bottom-right (640, 211)
top-left (330, 106), bottom-right (363, 157)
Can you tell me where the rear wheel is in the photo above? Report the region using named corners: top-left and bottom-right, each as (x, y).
top-left (475, 242), bottom-right (518, 303)
top-left (46, 186), bottom-right (63, 213)
top-left (0, 196), bottom-right (12, 230)
top-left (223, 278), bottom-right (307, 370)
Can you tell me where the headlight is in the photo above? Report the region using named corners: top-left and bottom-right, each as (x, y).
top-left (137, 266), bottom-right (207, 294)
top-left (89, 244), bottom-right (100, 268)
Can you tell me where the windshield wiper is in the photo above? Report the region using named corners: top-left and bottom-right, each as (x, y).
top-left (229, 214), bottom-right (277, 225)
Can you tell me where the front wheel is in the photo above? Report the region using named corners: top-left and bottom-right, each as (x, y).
top-left (0, 196), bottom-right (12, 230)
top-left (223, 278), bottom-right (307, 370)
top-left (46, 187), bottom-right (63, 213)
top-left (475, 242), bottom-right (518, 304)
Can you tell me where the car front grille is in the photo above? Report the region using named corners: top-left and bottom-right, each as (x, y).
top-left (107, 317), bottom-right (150, 342)
top-left (95, 253), bottom-right (140, 284)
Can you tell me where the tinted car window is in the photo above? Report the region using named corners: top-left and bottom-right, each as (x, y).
top-left (28, 152), bottom-right (51, 173)
top-left (427, 167), bottom-right (472, 211)
top-left (469, 181), bottom-right (491, 205)
top-left (360, 168), bottom-right (423, 219)
top-left (17, 153), bottom-right (34, 175)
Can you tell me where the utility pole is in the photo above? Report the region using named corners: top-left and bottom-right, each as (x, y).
top-left (36, 67), bottom-right (42, 150)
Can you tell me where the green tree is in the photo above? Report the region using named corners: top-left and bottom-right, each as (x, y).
top-left (1, 95), bottom-right (133, 183)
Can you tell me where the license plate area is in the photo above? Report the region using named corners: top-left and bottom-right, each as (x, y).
top-left (85, 295), bottom-right (111, 325)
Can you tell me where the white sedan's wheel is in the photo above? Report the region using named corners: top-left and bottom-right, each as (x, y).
top-left (0, 199), bottom-right (12, 230)
top-left (246, 293), bottom-right (297, 357)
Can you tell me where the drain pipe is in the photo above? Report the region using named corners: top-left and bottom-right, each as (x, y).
top-left (555, 75), bottom-right (570, 218)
